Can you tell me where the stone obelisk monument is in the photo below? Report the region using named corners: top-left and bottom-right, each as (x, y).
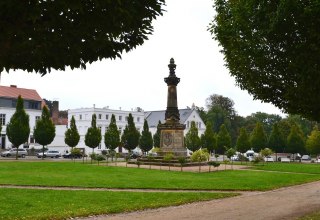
top-left (159, 58), bottom-right (187, 156)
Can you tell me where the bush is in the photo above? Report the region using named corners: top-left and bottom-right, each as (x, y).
top-left (252, 156), bottom-right (264, 164)
top-left (191, 149), bottom-right (210, 163)
top-left (163, 152), bottom-right (174, 161)
top-left (208, 161), bottom-right (220, 167)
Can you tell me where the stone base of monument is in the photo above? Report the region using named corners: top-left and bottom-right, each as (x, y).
top-left (128, 156), bottom-right (208, 167)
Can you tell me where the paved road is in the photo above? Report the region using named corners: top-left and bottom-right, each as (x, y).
top-left (80, 181), bottom-right (320, 220)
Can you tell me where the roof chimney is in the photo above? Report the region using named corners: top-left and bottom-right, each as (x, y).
top-left (10, 85), bottom-right (17, 88)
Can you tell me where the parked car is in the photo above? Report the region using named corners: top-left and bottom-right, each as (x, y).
top-left (37, 150), bottom-right (61, 158)
top-left (231, 155), bottom-right (239, 161)
top-left (301, 155), bottom-right (311, 161)
top-left (264, 156), bottom-right (274, 162)
top-left (62, 152), bottom-right (82, 159)
top-left (280, 157), bottom-right (290, 163)
top-left (1, 149), bottom-right (28, 158)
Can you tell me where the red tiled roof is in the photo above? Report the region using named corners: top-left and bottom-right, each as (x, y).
top-left (0, 85), bottom-right (43, 101)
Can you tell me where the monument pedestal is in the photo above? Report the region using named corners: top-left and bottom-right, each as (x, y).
top-left (159, 121), bottom-right (187, 157)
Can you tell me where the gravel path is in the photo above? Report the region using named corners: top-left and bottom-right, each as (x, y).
top-left (77, 181), bottom-right (320, 220)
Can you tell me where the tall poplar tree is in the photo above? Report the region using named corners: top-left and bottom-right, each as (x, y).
top-left (6, 95), bottom-right (30, 160)
top-left (139, 119), bottom-right (153, 154)
top-left (250, 122), bottom-right (267, 152)
top-left (34, 105), bottom-right (56, 159)
top-left (85, 114), bottom-right (102, 155)
top-left (216, 124), bottom-right (231, 154)
top-left (104, 114), bottom-right (120, 152)
top-left (153, 120), bottom-right (161, 148)
top-left (64, 116), bottom-right (80, 154)
top-left (236, 127), bottom-right (250, 153)
top-left (268, 123), bottom-right (286, 154)
top-left (306, 126), bottom-right (320, 156)
top-left (121, 113), bottom-right (140, 153)
top-left (200, 121), bottom-right (216, 154)
top-left (185, 121), bottom-right (201, 152)
top-left (287, 124), bottom-right (305, 156)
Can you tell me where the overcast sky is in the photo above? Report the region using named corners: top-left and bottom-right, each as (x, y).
top-left (1, 0), bottom-right (285, 117)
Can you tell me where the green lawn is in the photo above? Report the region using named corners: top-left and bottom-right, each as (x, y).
top-left (299, 211), bottom-right (320, 220)
top-left (0, 161), bottom-right (319, 191)
top-left (250, 162), bottom-right (320, 174)
top-left (0, 188), bottom-right (236, 220)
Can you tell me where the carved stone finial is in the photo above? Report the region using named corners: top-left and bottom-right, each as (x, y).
top-left (168, 58), bottom-right (176, 76)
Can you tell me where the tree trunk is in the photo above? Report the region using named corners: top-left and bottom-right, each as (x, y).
top-left (15, 146), bottom-right (18, 160)
top-left (42, 145), bottom-right (45, 160)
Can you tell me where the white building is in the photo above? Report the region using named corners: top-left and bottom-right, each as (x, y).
top-left (68, 106), bottom-right (206, 154)
top-left (0, 85), bottom-right (43, 149)
top-left (145, 108), bottom-right (206, 136)
top-left (68, 106), bottom-right (145, 154)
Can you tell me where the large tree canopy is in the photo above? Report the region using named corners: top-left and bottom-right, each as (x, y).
top-left (0, 0), bottom-right (165, 75)
top-left (211, 0), bottom-right (320, 121)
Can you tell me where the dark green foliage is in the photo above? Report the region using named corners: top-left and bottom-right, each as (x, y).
top-left (287, 124), bottom-right (305, 154)
top-left (185, 121), bottom-right (201, 152)
top-left (268, 123), bottom-right (286, 153)
top-left (236, 127), bottom-right (250, 153)
top-left (34, 105), bottom-right (56, 158)
top-left (211, 0), bottom-right (320, 121)
top-left (85, 114), bottom-right (102, 153)
top-left (250, 122), bottom-right (267, 152)
top-left (153, 120), bottom-right (161, 148)
top-left (121, 113), bottom-right (140, 152)
top-left (64, 116), bottom-right (80, 149)
top-left (6, 95), bottom-right (30, 159)
top-left (0, 0), bottom-right (165, 75)
top-left (206, 106), bottom-right (231, 133)
top-left (139, 119), bottom-right (153, 154)
top-left (104, 114), bottom-right (120, 151)
top-left (306, 126), bottom-right (320, 155)
top-left (206, 94), bottom-right (236, 118)
top-left (216, 124), bottom-right (231, 154)
top-left (200, 121), bottom-right (216, 154)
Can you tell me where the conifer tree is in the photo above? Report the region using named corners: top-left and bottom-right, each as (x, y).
top-left (64, 115), bottom-right (80, 154)
top-left (139, 119), bottom-right (153, 154)
top-left (268, 123), bottom-right (286, 154)
top-left (236, 127), bottom-right (250, 153)
top-left (216, 124), bottom-right (231, 154)
top-left (6, 95), bottom-right (30, 159)
top-left (287, 124), bottom-right (305, 156)
top-left (85, 114), bottom-right (102, 156)
top-left (250, 122), bottom-right (267, 152)
top-left (200, 121), bottom-right (216, 154)
top-left (306, 126), bottom-right (320, 155)
top-left (121, 113), bottom-right (140, 153)
top-left (34, 105), bottom-right (56, 159)
top-left (185, 121), bottom-right (201, 152)
top-left (153, 120), bottom-right (161, 148)
top-left (104, 114), bottom-right (120, 152)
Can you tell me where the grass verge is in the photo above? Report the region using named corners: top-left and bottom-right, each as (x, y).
top-left (299, 211), bottom-right (320, 220)
top-left (0, 188), bottom-right (237, 220)
top-left (0, 162), bottom-right (319, 191)
top-left (250, 162), bottom-right (320, 174)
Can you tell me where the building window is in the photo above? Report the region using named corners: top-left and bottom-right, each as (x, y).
top-left (187, 121), bottom-right (190, 128)
top-left (137, 117), bottom-right (140, 122)
top-left (118, 127), bottom-right (122, 133)
top-left (98, 114), bottom-right (102, 119)
top-left (35, 116), bottom-right (40, 122)
top-left (125, 116), bottom-right (128, 121)
top-left (106, 114), bottom-right (109, 120)
top-left (119, 116), bottom-right (122, 121)
top-left (0, 114), bottom-right (5, 125)
top-left (199, 122), bottom-right (201, 129)
top-left (79, 115), bottom-right (82, 120)
top-left (98, 143), bottom-right (101, 150)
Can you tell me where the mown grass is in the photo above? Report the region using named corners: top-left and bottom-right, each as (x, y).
top-left (250, 162), bottom-right (320, 174)
top-left (0, 161), bottom-right (319, 191)
top-left (299, 211), bottom-right (320, 220)
top-left (0, 188), bottom-right (237, 220)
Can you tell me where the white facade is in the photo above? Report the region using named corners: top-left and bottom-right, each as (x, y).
top-left (0, 107), bottom-right (42, 149)
top-left (68, 107), bottom-right (145, 154)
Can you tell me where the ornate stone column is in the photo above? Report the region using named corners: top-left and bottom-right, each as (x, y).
top-left (159, 58), bottom-right (187, 156)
